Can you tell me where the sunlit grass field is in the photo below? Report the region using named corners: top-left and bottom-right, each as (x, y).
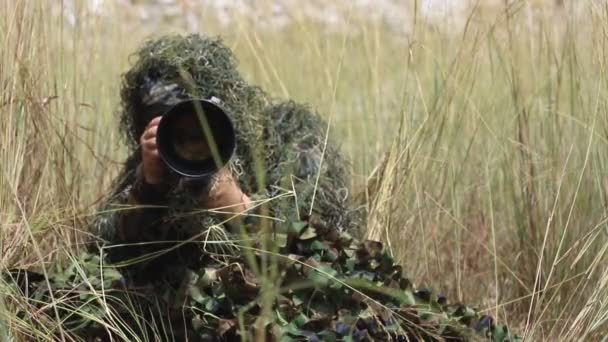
top-left (1, 1), bottom-right (608, 340)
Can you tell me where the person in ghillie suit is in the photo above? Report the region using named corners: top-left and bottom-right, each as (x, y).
top-left (95, 34), bottom-right (360, 267)
top-left (89, 33), bottom-right (363, 339)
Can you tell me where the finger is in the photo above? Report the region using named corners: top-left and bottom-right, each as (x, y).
top-left (148, 115), bottom-right (162, 127)
top-left (142, 125), bottom-right (159, 140)
top-left (145, 149), bottom-right (160, 158)
top-left (143, 148), bottom-right (160, 159)
top-left (142, 139), bottom-right (158, 150)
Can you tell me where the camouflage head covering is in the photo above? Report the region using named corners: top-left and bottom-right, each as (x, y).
top-left (114, 35), bottom-right (274, 199)
top-left (119, 34), bottom-right (267, 150)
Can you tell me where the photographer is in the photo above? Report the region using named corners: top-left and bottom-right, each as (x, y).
top-left (90, 34), bottom-right (361, 338)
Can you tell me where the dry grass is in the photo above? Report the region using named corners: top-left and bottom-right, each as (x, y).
top-left (1, 0), bottom-right (607, 340)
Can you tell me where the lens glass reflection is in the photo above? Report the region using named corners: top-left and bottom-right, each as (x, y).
top-left (171, 111), bottom-right (212, 161)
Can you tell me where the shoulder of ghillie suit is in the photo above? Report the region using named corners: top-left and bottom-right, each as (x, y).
top-left (260, 100), bottom-right (365, 234)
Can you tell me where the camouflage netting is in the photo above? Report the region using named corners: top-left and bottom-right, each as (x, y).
top-left (5, 216), bottom-right (520, 341)
top-left (3, 34), bottom-right (520, 341)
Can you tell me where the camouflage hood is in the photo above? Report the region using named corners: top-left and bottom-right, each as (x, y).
top-left (115, 34), bottom-right (273, 196)
top-left (119, 34), bottom-right (268, 149)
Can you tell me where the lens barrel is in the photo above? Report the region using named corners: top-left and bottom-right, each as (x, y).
top-left (156, 99), bottom-right (236, 178)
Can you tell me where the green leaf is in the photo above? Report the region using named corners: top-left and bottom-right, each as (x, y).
top-left (292, 313), bottom-right (310, 327)
top-left (339, 232), bottom-right (354, 246)
top-left (310, 240), bottom-right (327, 252)
top-left (463, 307), bottom-right (477, 318)
top-left (102, 267), bottom-right (122, 284)
top-left (204, 298), bottom-right (219, 312)
top-left (290, 221), bottom-right (308, 235)
top-left (275, 233), bottom-right (288, 248)
top-left (323, 248), bottom-right (339, 262)
top-left (299, 226), bottom-right (318, 240)
top-left (309, 266), bottom-right (338, 289)
top-left (492, 325), bottom-right (512, 342)
top-left (329, 279), bottom-right (343, 290)
top-left (293, 294), bottom-right (305, 307)
top-left (358, 307), bottom-right (375, 320)
top-left (188, 284), bottom-right (207, 304)
top-left (345, 259), bottom-right (356, 272)
top-left (276, 309), bottom-right (289, 325)
top-left (396, 291), bottom-right (415, 306)
top-left (285, 322), bottom-right (306, 337)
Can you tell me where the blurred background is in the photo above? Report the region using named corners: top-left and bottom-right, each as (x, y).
top-left (1, 0), bottom-right (607, 340)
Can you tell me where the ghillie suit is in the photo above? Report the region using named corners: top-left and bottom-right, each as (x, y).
top-left (92, 33), bottom-right (361, 282)
top-left (90, 34), bottom-right (363, 339)
top-left (3, 35), bottom-right (519, 341)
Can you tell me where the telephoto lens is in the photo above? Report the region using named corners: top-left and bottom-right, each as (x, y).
top-left (156, 99), bottom-right (236, 179)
